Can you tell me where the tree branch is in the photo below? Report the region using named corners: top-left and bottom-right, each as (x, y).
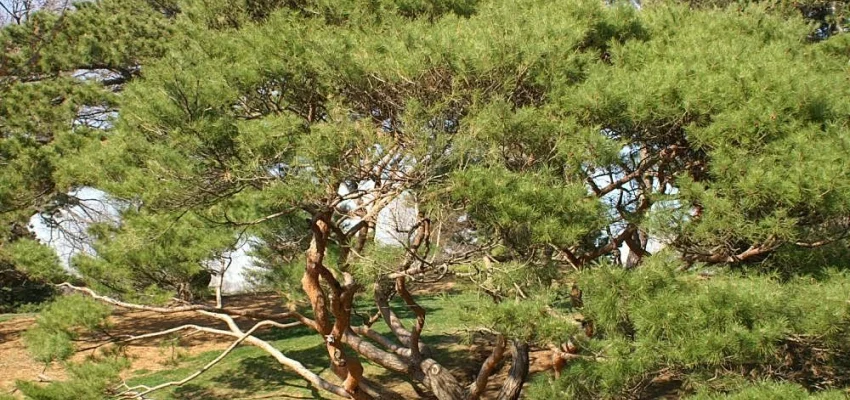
top-left (56, 282), bottom-right (311, 324)
top-left (467, 334), bottom-right (506, 400)
top-left (116, 319), bottom-right (305, 399)
top-left (62, 282), bottom-right (347, 398)
top-left (495, 340), bottom-right (530, 400)
top-left (682, 238), bottom-right (781, 264)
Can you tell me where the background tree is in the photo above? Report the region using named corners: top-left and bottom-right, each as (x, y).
top-left (0, 0), bottom-right (68, 26)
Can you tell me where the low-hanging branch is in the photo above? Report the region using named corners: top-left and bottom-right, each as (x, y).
top-left (467, 334), bottom-right (506, 400)
top-left (115, 319), bottom-right (302, 399)
top-left (56, 283), bottom-right (351, 399)
top-left (56, 282), bottom-right (313, 326)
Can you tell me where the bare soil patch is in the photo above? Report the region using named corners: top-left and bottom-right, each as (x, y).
top-left (1, 315), bottom-right (68, 396)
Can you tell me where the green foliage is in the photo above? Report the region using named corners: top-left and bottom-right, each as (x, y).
top-left (0, 0), bottom-right (176, 313)
top-left (2, 239), bottom-right (66, 282)
top-left (349, 244), bottom-right (407, 285)
top-left (0, 265), bottom-right (55, 313)
top-left (73, 211), bottom-right (233, 301)
top-left (0, 0), bottom-right (173, 220)
top-left (79, 0), bottom-right (850, 275)
top-left (560, 3), bottom-right (850, 260)
top-left (688, 381), bottom-right (847, 400)
top-left (463, 292), bottom-right (581, 342)
top-left (5, 0), bottom-right (850, 398)
top-left (0, 1), bottom-right (172, 74)
top-left (16, 356), bottom-right (129, 400)
top-left (23, 295), bottom-right (111, 363)
top-left (392, 0), bottom-right (481, 19)
top-left (527, 256), bottom-right (850, 398)
top-left (451, 167), bottom-right (606, 249)
top-left (761, 241), bottom-right (850, 279)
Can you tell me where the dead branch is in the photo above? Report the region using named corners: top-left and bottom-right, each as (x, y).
top-left (59, 284), bottom-right (345, 397)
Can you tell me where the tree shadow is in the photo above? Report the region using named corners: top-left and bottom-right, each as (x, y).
top-left (422, 333), bottom-right (493, 380)
top-left (212, 342), bottom-right (329, 392)
top-left (172, 383), bottom-right (231, 400)
top-left (252, 324), bottom-right (316, 342)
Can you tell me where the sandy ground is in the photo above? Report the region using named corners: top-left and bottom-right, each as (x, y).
top-left (0, 314), bottom-right (69, 395)
top-left (0, 294), bottom-right (555, 399)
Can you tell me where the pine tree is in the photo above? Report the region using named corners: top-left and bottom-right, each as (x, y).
top-left (6, 0), bottom-right (850, 399)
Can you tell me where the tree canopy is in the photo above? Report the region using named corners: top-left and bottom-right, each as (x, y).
top-left (3, 0), bottom-right (850, 399)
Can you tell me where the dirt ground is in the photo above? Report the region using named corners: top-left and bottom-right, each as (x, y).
top-left (0, 309), bottom-right (237, 397)
top-left (0, 315), bottom-right (68, 395)
top-left (0, 294), bottom-right (555, 399)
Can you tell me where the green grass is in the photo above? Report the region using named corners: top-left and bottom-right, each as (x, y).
top-left (127, 291), bottom-right (484, 400)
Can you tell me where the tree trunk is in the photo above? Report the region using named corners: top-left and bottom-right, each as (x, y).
top-left (467, 335), bottom-right (506, 400)
top-left (496, 340), bottom-right (529, 400)
top-left (420, 358), bottom-right (466, 400)
top-left (303, 213), bottom-right (371, 400)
